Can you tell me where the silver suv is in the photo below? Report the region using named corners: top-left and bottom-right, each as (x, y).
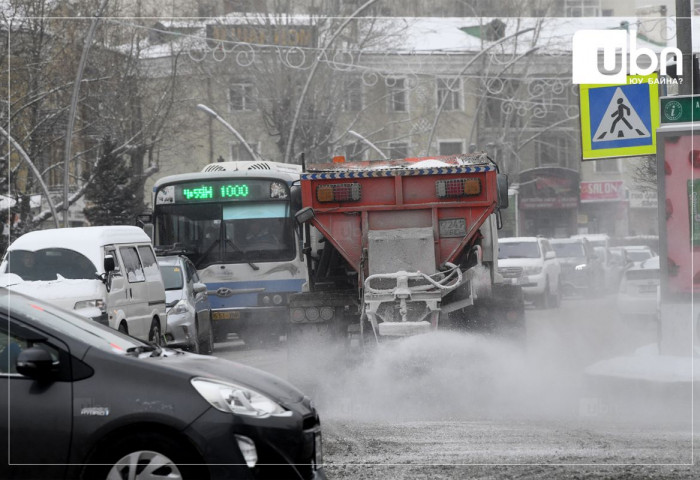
top-left (498, 236), bottom-right (562, 308)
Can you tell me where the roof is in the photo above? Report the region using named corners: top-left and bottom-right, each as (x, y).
top-left (133, 15), bottom-right (700, 60)
top-left (499, 236), bottom-right (540, 243)
top-left (8, 226), bottom-right (151, 252)
top-left (153, 169), bottom-right (301, 190)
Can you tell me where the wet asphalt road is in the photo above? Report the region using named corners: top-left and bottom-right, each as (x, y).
top-left (214, 294), bottom-right (699, 479)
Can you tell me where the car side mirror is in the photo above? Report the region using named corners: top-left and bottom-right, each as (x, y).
top-left (193, 282), bottom-right (207, 295)
top-left (15, 347), bottom-right (55, 380)
top-left (104, 254), bottom-right (116, 273)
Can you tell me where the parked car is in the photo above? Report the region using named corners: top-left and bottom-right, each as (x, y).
top-left (620, 245), bottom-right (655, 267)
top-left (550, 237), bottom-right (604, 297)
top-left (605, 246), bottom-right (630, 290)
top-left (0, 226), bottom-right (166, 344)
top-left (498, 236), bottom-right (561, 308)
top-left (617, 255), bottom-right (660, 322)
top-left (0, 288), bottom-right (325, 480)
top-left (158, 255), bottom-right (214, 354)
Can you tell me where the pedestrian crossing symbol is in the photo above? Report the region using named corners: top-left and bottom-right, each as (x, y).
top-left (579, 74), bottom-right (660, 160)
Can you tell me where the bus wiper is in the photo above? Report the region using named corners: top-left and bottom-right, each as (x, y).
top-left (226, 239), bottom-right (259, 271)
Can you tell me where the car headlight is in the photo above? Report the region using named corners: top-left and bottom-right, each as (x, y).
top-left (74, 299), bottom-right (105, 311)
top-left (523, 266), bottom-right (542, 275)
top-left (171, 299), bottom-right (189, 315)
top-left (191, 378), bottom-right (290, 418)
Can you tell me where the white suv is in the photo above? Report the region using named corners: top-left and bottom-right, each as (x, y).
top-left (498, 236), bottom-right (561, 308)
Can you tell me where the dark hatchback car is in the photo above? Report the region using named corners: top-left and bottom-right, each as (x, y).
top-left (0, 288), bottom-right (325, 480)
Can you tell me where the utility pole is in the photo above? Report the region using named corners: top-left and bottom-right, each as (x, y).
top-left (675, 0), bottom-right (693, 95)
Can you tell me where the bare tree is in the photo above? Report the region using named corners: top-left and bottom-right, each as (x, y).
top-left (0, 0), bottom-right (186, 238)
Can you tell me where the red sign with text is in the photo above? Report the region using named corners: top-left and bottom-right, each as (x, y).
top-left (580, 181), bottom-right (626, 202)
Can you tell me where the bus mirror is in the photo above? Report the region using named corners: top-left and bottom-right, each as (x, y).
top-left (295, 207), bottom-right (315, 225)
top-left (142, 223), bottom-right (154, 240)
top-left (290, 183), bottom-right (302, 214)
top-left (136, 211), bottom-right (152, 226)
top-left (497, 174), bottom-right (509, 209)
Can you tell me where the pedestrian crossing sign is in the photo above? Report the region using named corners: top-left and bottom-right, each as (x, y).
top-left (579, 74), bottom-right (660, 160)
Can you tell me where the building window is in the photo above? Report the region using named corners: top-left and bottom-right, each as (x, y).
top-left (388, 142), bottom-right (409, 159)
top-left (387, 77), bottom-right (408, 112)
top-left (535, 135), bottom-right (569, 167)
top-left (439, 140), bottom-right (464, 156)
top-left (565, 0), bottom-right (601, 16)
top-left (343, 76), bottom-right (363, 112)
top-left (229, 83), bottom-right (257, 111)
top-left (594, 158), bottom-right (620, 173)
top-left (437, 78), bottom-right (462, 111)
top-left (231, 142), bottom-right (260, 161)
top-left (483, 79), bottom-right (520, 128)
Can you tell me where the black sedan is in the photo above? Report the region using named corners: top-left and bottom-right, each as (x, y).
top-left (0, 288), bottom-right (325, 480)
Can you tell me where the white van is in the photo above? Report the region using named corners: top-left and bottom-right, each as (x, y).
top-left (0, 226), bottom-right (167, 343)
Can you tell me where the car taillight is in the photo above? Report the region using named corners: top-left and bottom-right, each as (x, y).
top-left (436, 178), bottom-right (481, 198)
top-left (316, 183), bottom-right (361, 203)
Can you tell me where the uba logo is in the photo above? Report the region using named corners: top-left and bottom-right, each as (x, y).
top-left (572, 29), bottom-right (682, 84)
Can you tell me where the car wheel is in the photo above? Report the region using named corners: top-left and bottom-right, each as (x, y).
top-left (552, 280), bottom-right (562, 308)
top-left (201, 318), bottom-right (215, 355)
top-left (85, 432), bottom-right (206, 480)
top-left (148, 318), bottom-right (163, 346)
top-left (189, 318), bottom-right (200, 354)
top-left (118, 322), bottom-right (128, 334)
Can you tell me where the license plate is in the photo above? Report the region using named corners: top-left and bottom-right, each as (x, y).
top-left (211, 311), bottom-right (240, 321)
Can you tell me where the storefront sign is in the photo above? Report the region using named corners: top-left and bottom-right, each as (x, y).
top-left (629, 190), bottom-right (658, 208)
top-left (580, 181), bottom-right (626, 202)
top-left (518, 167), bottom-right (579, 210)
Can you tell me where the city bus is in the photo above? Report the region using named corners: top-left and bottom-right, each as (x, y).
top-left (150, 161), bottom-right (305, 345)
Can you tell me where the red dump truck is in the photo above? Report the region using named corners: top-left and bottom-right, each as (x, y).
top-left (289, 153), bottom-right (524, 346)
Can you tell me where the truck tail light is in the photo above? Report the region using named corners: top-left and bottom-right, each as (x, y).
top-left (316, 183), bottom-right (361, 203)
top-left (436, 178), bottom-right (481, 198)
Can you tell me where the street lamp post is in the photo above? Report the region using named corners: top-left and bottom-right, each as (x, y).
top-left (196, 104), bottom-right (260, 162)
top-left (348, 130), bottom-right (388, 160)
top-left (508, 183), bottom-right (520, 237)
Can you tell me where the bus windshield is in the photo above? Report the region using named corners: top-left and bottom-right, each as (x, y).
top-left (154, 201), bottom-right (295, 268)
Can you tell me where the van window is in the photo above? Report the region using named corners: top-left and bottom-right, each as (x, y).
top-left (137, 245), bottom-right (160, 278)
top-left (6, 249), bottom-right (97, 281)
top-left (119, 247), bottom-right (146, 283)
top-left (138, 246), bottom-right (157, 268)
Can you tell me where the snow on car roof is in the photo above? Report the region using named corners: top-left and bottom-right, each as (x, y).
top-left (499, 236), bottom-right (540, 243)
top-left (8, 226), bottom-right (151, 252)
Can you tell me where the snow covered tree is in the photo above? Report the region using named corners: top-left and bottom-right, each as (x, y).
top-left (83, 137), bottom-right (144, 226)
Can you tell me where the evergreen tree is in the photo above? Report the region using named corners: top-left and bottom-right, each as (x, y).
top-left (83, 137), bottom-right (144, 226)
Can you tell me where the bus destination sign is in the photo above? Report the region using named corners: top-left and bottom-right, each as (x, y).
top-left (181, 184), bottom-right (250, 201)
